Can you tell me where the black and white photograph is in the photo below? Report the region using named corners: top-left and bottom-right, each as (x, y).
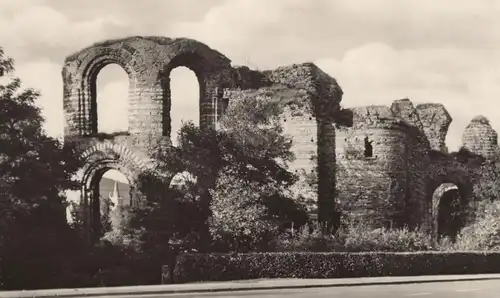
top-left (1, 1), bottom-right (500, 297)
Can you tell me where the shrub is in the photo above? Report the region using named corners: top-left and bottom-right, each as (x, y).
top-left (340, 221), bottom-right (432, 252)
top-left (438, 200), bottom-right (500, 251)
top-left (271, 223), bottom-right (343, 252)
top-left (171, 251), bottom-right (500, 283)
top-left (209, 173), bottom-right (308, 253)
top-left (271, 220), bottom-right (432, 253)
top-left (209, 175), bottom-right (281, 253)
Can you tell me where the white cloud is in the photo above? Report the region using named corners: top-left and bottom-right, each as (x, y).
top-left (13, 59), bottom-right (64, 137)
top-left (0, 3), bottom-right (126, 63)
top-left (315, 44), bottom-right (500, 151)
top-left (2, 0), bottom-right (500, 154)
top-left (171, 0), bottom-right (500, 67)
top-left (168, 0), bottom-right (500, 151)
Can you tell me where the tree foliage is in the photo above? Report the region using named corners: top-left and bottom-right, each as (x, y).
top-left (439, 200), bottom-right (500, 251)
top-left (206, 95), bottom-right (308, 252)
top-left (0, 47), bottom-right (82, 289)
top-left (130, 94), bottom-right (309, 256)
top-left (100, 195), bottom-right (114, 235)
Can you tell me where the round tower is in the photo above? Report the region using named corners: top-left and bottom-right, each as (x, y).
top-left (335, 111), bottom-right (413, 229)
top-left (462, 115), bottom-right (498, 159)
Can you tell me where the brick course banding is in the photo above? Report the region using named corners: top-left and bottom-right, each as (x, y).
top-left (63, 36), bottom-right (495, 242)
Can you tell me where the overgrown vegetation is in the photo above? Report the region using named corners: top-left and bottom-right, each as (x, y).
top-left (0, 47), bottom-right (83, 289)
top-left (272, 218), bottom-right (431, 253)
top-left (434, 146), bottom-right (500, 252)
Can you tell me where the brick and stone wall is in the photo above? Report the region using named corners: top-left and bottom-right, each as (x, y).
top-left (415, 103), bottom-right (452, 153)
top-left (62, 36), bottom-right (235, 156)
top-left (222, 63), bottom-right (344, 221)
top-left (63, 36), bottom-right (235, 242)
top-left (263, 64), bottom-right (343, 224)
top-left (336, 105), bottom-right (413, 228)
top-left (334, 99), bottom-right (462, 231)
top-left (390, 99), bottom-right (431, 230)
top-left (63, 35), bottom-right (485, 239)
top-left (63, 36), bottom-right (346, 238)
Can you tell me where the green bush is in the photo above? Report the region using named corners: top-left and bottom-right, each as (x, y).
top-left (171, 251), bottom-right (500, 283)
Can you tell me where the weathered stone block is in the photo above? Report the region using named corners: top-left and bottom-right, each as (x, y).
top-left (415, 103), bottom-right (452, 153)
top-left (462, 115), bottom-right (499, 160)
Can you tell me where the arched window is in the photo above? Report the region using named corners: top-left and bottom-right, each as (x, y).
top-left (92, 64), bottom-right (129, 134)
top-left (168, 66), bottom-right (200, 146)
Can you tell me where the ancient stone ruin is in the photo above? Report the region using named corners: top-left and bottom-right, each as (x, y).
top-left (62, 36), bottom-right (498, 242)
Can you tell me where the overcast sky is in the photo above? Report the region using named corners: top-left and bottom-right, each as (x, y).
top-left (2, 0), bottom-right (500, 170)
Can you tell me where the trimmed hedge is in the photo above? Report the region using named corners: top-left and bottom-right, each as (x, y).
top-left (168, 251), bottom-right (500, 283)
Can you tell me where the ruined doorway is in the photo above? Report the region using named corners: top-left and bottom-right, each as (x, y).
top-left (432, 183), bottom-right (465, 242)
top-left (88, 168), bottom-right (132, 243)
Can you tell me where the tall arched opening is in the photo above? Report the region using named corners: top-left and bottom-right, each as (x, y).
top-left (161, 53), bottom-right (208, 145)
top-left (169, 66), bottom-right (200, 146)
top-left (431, 180), bottom-right (473, 243)
top-left (83, 166), bottom-right (134, 244)
top-left (91, 64), bottom-right (130, 135)
top-left (427, 155), bottom-right (475, 244)
top-left (432, 183), bottom-right (464, 242)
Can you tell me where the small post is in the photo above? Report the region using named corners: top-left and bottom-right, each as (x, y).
top-left (161, 265), bottom-right (171, 284)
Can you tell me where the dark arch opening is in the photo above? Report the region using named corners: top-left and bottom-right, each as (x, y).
top-left (432, 182), bottom-right (466, 242)
top-left (169, 67), bottom-right (200, 146)
top-left (161, 53), bottom-right (207, 143)
top-left (88, 168), bottom-right (131, 243)
top-left (90, 64), bottom-right (130, 135)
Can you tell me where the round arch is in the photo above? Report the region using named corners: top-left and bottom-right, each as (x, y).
top-left (160, 48), bottom-right (233, 139)
top-left (64, 45), bottom-right (137, 136)
top-left (75, 142), bottom-right (150, 243)
top-left (81, 48), bottom-right (136, 135)
top-left (63, 37), bottom-right (235, 138)
top-left (78, 142), bottom-right (149, 194)
top-left (427, 161), bottom-right (474, 243)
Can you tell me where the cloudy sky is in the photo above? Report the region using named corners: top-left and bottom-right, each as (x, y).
top-left (2, 0), bottom-right (500, 163)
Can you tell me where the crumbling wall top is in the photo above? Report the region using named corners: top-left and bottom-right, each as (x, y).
top-left (415, 102), bottom-right (452, 153)
top-left (463, 115), bottom-right (497, 138)
top-left (468, 115), bottom-right (491, 126)
top-left (64, 36), bottom-right (232, 66)
top-left (262, 63), bottom-right (343, 119)
top-left (230, 66), bottom-right (271, 90)
top-left (346, 105), bottom-right (414, 130)
top-left (462, 115), bottom-right (498, 159)
top-left (390, 98), bottom-right (424, 132)
top-left (228, 63), bottom-right (343, 120)
top-left (340, 104), bottom-right (430, 149)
